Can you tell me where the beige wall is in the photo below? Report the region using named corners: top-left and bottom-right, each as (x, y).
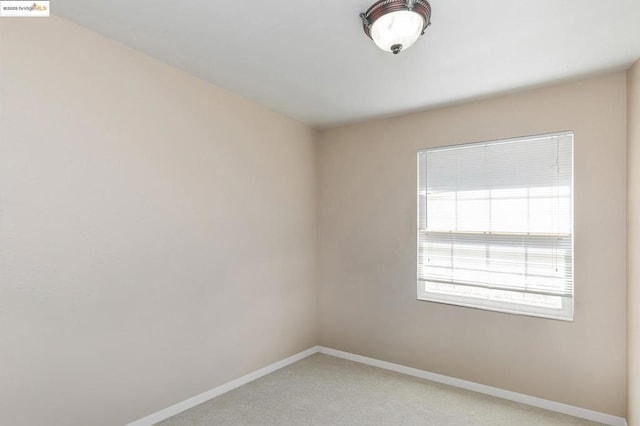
top-left (318, 73), bottom-right (628, 416)
top-left (629, 60), bottom-right (640, 425)
top-left (0, 17), bottom-right (317, 426)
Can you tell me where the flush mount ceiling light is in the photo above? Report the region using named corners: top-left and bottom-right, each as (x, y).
top-left (360, 0), bottom-right (432, 55)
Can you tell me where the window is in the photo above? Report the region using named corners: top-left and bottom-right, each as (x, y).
top-left (417, 132), bottom-right (574, 320)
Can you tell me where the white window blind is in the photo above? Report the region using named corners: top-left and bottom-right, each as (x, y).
top-left (417, 132), bottom-right (574, 320)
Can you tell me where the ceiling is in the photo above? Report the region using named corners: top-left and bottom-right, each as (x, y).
top-left (54, 0), bottom-right (640, 128)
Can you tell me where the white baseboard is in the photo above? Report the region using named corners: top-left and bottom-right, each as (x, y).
top-left (127, 345), bottom-right (627, 426)
top-left (126, 346), bottom-right (320, 426)
top-left (318, 346), bottom-right (627, 426)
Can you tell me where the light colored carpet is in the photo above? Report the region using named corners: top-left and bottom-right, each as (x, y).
top-left (158, 353), bottom-right (602, 425)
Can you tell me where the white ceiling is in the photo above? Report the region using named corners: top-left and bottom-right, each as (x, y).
top-left (54, 0), bottom-right (640, 128)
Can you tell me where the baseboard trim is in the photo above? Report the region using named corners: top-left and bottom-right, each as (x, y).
top-left (318, 346), bottom-right (627, 426)
top-left (127, 345), bottom-right (627, 426)
top-left (126, 346), bottom-right (320, 426)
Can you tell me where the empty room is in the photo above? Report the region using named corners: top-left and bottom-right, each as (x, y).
top-left (1, 0), bottom-right (639, 425)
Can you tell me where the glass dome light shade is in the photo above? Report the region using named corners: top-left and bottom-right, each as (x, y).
top-left (370, 10), bottom-right (424, 53)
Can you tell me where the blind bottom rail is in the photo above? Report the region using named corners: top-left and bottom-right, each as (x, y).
top-left (418, 278), bottom-right (572, 298)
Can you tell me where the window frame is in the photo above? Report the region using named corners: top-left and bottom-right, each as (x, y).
top-left (416, 132), bottom-right (574, 321)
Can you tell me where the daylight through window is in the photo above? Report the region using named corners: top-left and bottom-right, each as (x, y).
top-left (417, 132), bottom-right (574, 320)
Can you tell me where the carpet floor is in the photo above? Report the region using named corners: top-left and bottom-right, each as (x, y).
top-left (158, 353), bottom-right (602, 425)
